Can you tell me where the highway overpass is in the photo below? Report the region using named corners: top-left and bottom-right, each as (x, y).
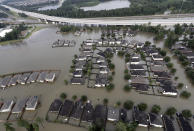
top-left (3, 5), bottom-right (194, 26)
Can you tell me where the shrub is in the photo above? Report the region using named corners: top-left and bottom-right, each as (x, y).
top-left (109, 63), bottom-right (115, 70)
top-left (166, 63), bottom-right (173, 68)
top-left (60, 93), bottom-right (67, 100)
top-left (177, 83), bottom-right (184, 89)
top-left (123, 100), bottom-right (134, 110)
top-left (106, 83), bottom-right (115, 92)
top-left (72, 95), bottom-right (77, 101)
top-left (64, 80), bottom-right (68, 85)
top-left (118, 51), bottom-right (125, 57)
top-left (171, 68), bottom-right (176, 74)
top-left (164, 56), bottom-right (171, 62)
top-left (151, 105), bottom-right (161, 114)
top-left (138, 103), bottom-right (147, 111)
top-left (166, 107), bottom-right (177, 116)
top-left (160, 50), bottom-right (166, 56)
top-left (124, 74), bottom-right (131, 80)
top-left (180, 91), bottom-right (191, 99)
top-left (123, 85), bottom-right (132, 92)
top-left (81, 95), bottom-right (88, 102)
top-left (182, 109), bottom-right (192, 119)
top-left (124, 69), bottom-right (128, 74)
top-left (103, 98), bottom-right (108, 105)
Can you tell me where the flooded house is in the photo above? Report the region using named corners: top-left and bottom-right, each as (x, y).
top-left (58, 99), bottom-right (74, 123)
top-left (0, 75), bottom-right (12, 88)
top-left (136, 42), bottom-right (144, 49)
top-left (97, 52), bottom-right (106, 58)
top-left (183, 52), bottom-right (194, 59)
top-left (130, 70), bottom-right (146, 77)
top-left (133, 106), bottom-right (149, 127)
top-left (150, 65), bottom-right (167, 73)
top-left (45, 72), bottom-right (56, 82)
top-left (71, 78), bottom-right (85, 85)
top-left (96, 57), bottom-right (106, 63)
top-left (148, 113), bottom-right (163, 128)
top-left (27, 72), bottom-right (39, 84)
top-left (131, 76), bottom-right (149, 85)
top-left (176, 113), bottom-right (193, 131)
top-left (17, 73), bottom-right (31, 85)
top-left (152, 55), bottom-right (163, 61)
top-left (25, 96), bottom-right (39, 111)
top-left (162, 115), bottom-right (175, 131)
top-left (75, 61), bottom-right (86, 71)
top-left (47, 99), bottom-right (63, 121)
top-left (73, 71), bottom-right (83, 78)
top-left (132, 83), bottom-right (150, 93)
top-left (153, 72), bottom-right (171, 79)
top-left (37, 71), bottom-right (48, 83)
top-left (80, 102), bottom-right (94, 128)
top-left (0, 99), bottom-right (15, 113)
top-left (129, 64), bottom-right (145, 71)
top-left (107, 106), bottom-right (120, 122)
top-left (159, 85), bottom-right (178, 96)
top-left (69, 100), bottom-right (85, 126)
top-left (84, 39), bottom-right (94, 46)
top-left (8, 74), bottom-right (21, 86)
top-left (99, 67), bottom-right (109, 74)
top-left (12, 97), bottom-right (28, 114)
top-left (98, 62), bottom-right (108, 68)
top-left (77, 54), bottom-right (87, 61)
top-left (146, 48), bottom-right (159, 56)
top-left (93, 104), bottom-right (108, 129)
top-left (130, 58), bottom-right (140, 65)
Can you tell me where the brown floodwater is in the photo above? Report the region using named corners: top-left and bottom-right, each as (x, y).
top-left (0, 25), bottom-right (193, 131)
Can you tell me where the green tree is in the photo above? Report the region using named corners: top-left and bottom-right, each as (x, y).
top-left (164, 56), bottom-right (171, 62)
top-left (151, 105), bottom-right (161, 114)
top-left (81, 95), bottom-right (88, 102)
top-left (103, 98), bottom-right (108, 105)
top-left (123, 85), bottom-right (132, 92)
top-left (180, 91), bottom-right (191, 99)
top-left (123, 100), bottom-right (134, 110)
top-left (72, 95), bottom-right (77, 101)
top-left (116, 122), bottom-right (127, 131)
top-left (182, 109), bottom-right (192, 119)
top-left (138, 103), bottom-right (147, 111)
top-left (4, 122), bottom-right (15, 131)
top-left (60, 93), bottom-right (67, 100)
top-left (165, 107), bottom-right (177, 116)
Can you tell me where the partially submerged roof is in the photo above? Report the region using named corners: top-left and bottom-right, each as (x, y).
top-left (70, 100), bottom-right (85, 120)
top-left (27, 72), bottom-right (39, 83)
top-left (0, 99), bottom-right (15, 112)
top-left (162, 115), bottom-right (175, 131)
top-left (94, 104), bottom-right (107, 127)
top-left (12, 97), bottom-right (29, 113)
top-left (131, 77), bottom-right (148, 85)
top-left (59, 99), bottom-right (74, 117)
top-left (107, 106), bottom-right (120, 122)
top-left (133, 106), bottom-right (149, 127)
top-left (25, 96), bottom-right (39, 110)
top-left (177, 113), bottom-right (193, 131)
top-left (149, 113), bottom-right (163, 127)
top-left (81, 102), bottom-right (94, 123)
top-left (49, 99), bottom-right (63, 112)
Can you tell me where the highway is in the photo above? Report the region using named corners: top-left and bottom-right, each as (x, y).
top-left (3, 5), bottom-right (194, 26)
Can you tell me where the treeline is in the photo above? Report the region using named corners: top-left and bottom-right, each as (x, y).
top-left (0, 24), bottom-right (27, 42)
top-left (60, 25), bottom-right (80, 32)
top-left (130, 24), bottom-right (167, 41)
top-left (0, 12), bottom-right (8, 18)
top-left (13, 0), bottom-right (194, 18)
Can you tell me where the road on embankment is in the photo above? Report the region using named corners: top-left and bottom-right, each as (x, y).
top-left (3, 5), bottom-right (194, 26)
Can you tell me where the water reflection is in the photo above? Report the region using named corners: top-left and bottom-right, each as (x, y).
top-left (80, 0), bottom-right (131, 11)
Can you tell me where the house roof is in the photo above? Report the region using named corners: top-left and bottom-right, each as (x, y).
top-left (9, 74), bottom-right (21, 86)
top-left (177, 114), bottom-right (193, 131)
top-left (0, 99), bottom-right (14, 112)
top-left (71, 78), bottom-right (85, 84)
top-left (133, 106), bottom-right (149, 126)
top-left (151, 66), bottom-right (167, 72)
top-left (27, 72), bottom-right (39, 83)
top-left (149, 113), bottom-right (163, 127)
top-left (37, 71), bottom-right (48, 82)
top-left (59, 99), bottom-right (74, 117)
top-left (154, 72), bottom-right (171, 78)
top-left (107, 106), bottom-right (120, 121)
top-left (17, 73), bottom-right (31, 83)
top-left (94, 104), bottom-right (107, 127)
top-left (130, 64), bottom-right (144, 70)
top-left (132, 83), bottom-right (149, 92)
top-left (97, 52), bottom-right (106, 58)
top-left (81, 102), bottom-right (94, 122)
top-left (70, 100), bottom-right (85, 120)
top-left (49, 99), bottom-right (63, 112)
top-left (130, 70), bottom-right (146, 76)
top-left (161, 85), bottom-right (177, 93)
top-left (162, 115), bottom-right (175, 131)
top-left (12, 97), bottom-right (29, 113)
top-left (131, 77), bottom-right (148, 84)
top-left (26, 96), bottom-right (39, 109)
top-left (119, 108), bottom-right (127, 122)
top-left (0, 75), bottom-right (12, 87)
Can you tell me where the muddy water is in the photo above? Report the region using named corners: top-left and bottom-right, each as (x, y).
top-left (0, 26), bottom-right (193, 131)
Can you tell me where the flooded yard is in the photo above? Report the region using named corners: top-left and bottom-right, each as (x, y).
top-left (0, 25), bottom-right (193, 131)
